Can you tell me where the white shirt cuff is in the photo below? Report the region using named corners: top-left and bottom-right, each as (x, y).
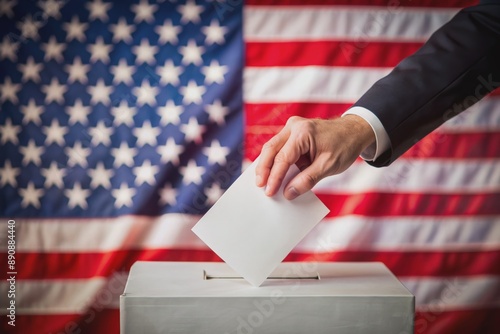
top-left (342, 106), bottom-right (391, 161)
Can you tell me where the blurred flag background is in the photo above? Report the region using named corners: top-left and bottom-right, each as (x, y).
top-left (0, 0), bottom-right (499, 333)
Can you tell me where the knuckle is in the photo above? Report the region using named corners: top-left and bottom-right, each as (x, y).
top-left (301, 172), bottom-right (318, 189)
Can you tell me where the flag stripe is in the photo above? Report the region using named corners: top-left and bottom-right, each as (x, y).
top-left (245, 0), bottom-right (477, 8)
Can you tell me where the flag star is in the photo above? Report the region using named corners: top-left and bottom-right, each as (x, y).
top-left (37, 0), bottom-right (64, 19)
top-left (20, 140), bottom-right (44, 166)
top-left (22, 99), bottom-right (44, 125)
top-left (205, 182), bottom-right (224, 205)
top-left (0, 0), bottom-right (16, 18)
top-left (131, 0), bottom-right (157, 23)
top-left (111, 59), bottom-right (136, 85)
top-left (19, 182), bottom-right (44, 208)
top-left (179, 80), bottom-right (205, 105)
top-left (156, 137), bottom-right (184, 165)
top-left (133, 160), bottom-right (159, 186)
top-left (180, 117), bottom-right (206, 144)
top-left (112, 183), bottom-right (136, 208)
top-left (202, 19), bottom-right (228, 45)
top-left (155, 19), bottom-right (181, 45)
top-left (42, 119), bottom-right (68, 145)
top-left (17, 14), bottom-right (42, 40)
top-left (41, 78), bottom-right (67, 104)
top-left (65, 57), bottom-right (90, 84)
top-left (132, 80), bottom-right (158, 106)
top-left (86, 0), bottom-right (112, 21)
top-left (0, 36), bottom-right (18, 61)
top-left (179, 39), bottom-right (204, 66)
top-left (177, 0), bottom-right (204, 24)
top-left (66, 99), bottom-right (90, 125)
top-left (41, 36), bottom-right (66, 62)
top-left (65, 141), bottom-right (90, 167)
top-left (0, 118), bottom-right (20, 145)
top-left (159, 183), bottom-right (177, 206)
top-left (63, 16), bottom-right (88, 42)
top-left (0, 160), bottom-right (20, 187)
top-left (201, 60), bottom-right (228, 85)
top-left (0, 77), bottom-right (20, 104)
top-left (88, 162), bottom-right (113, 189)
top-left (65, 182), bottom-right (90, 209)
top-left (111, 142), bottom-right (137, 167)
top-left (18, 57), bottom-right (43, 83)
top-left (88, 120), bottom-right (113, 146)
top-left (88, 37), bottom-right (112, 64)
top-left (111, 100), bottom-right (137, 126)
top-left (205, 99), bottom-right (229, 125)
top-left (132, 39), bottom-right (158, 65)
top-left (133, 120), bottom-right (160, 146)
top-left (203, 140), bottom-right (230, 165)
top-left (156, 60), bottom-right (183, 86)
top-left (41, 161), bottom-right (65, 188)
top-left (88, 79), bottom-right (113, 105)
top-left (180, 160), bottom-right (205, 185)
top-left (158, 100), bottom-right (182, 126)
top-left (109, 17), bottom-right (135, 43)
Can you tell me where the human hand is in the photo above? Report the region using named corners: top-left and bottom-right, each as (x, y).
top-left (255, 115), bottom-right (375, 200)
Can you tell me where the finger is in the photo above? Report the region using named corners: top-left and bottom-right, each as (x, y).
top-left (283, 161), bottom-right (326, 200)
top-left (255, 129), bottom-right (290, 188)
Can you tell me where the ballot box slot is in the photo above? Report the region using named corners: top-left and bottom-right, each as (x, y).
top-left (203, 270), bottom-right (320, 280)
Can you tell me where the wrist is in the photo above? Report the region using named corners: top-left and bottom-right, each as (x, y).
top-left (340, 114), bottom-right (376, 153)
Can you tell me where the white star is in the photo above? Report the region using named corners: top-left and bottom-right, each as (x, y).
top-left (17, 14), bottom-right (42, 40)
top-left (65, 141), bottom-right (90, 167)
top-left (201, 60), bottom-right (228, 85)
top-left (65, 57), bottom-right (89, 84)
top-left (180, 160), bottom-right (205, 185)
top-left (88, 37), bottom-right (112, 64)
top-left (63, 16), bottom-right (88, 42)
top-left (0, 160), bottom-right (19, 187)
top-left (88, 79), bottom-right (113, 105)
top-left (42, 119), bottom-right (68, 145)
top-left (133, 120), bottom-right (160, 146)
top-left (202, 19), bottom-right (227, 45)
top-left (22, 99), bottom-right (44, 125)
top-left (66, 99), bottom-right (90, 125)
top-left (156, 60), bottom-right (183, 86)
top-left (37, 0), bottom-right (64, 19)
top-left (111, 59), bottom-right (135, 85)
top-left (111, 142), bottom-right (137, 167)
top-left (133, 160), bottom-right (159, 186)
top-left (203, 140), bottom-right (230, 165)
top-left (111, 100), bottom-right (136, 126)
top-left (179, 80), bottom-right (205, 105)
top-left (41, 162), bottom-right (65, 188)
top-left (0, 118), bottom-right (20, 145)
top-left (86, 0), bottom-right (112, 21)
top-left (19, 182), bottom-right (43, 208)
top-left (205, 182), bottom-right (224, 205)
top-left (88, 162), bottom-right (113, 189)
top-left (41, 36), bottom-right (66, 62)
top-left (132, 38), bottom-right (158, 65)
top-left (0, 0), bottom-right (16, 18)
top-left (110, 17), bottom-right (135, 43)
top-left (18, 57), bottom-right (43, 83)
top-left (177, 0), bottom-right (204, 24)
top-left (205, 99), bottom-right (229, 125)
top-left (88, 120), bottom-right (113, 146)
top-left (155, 19), bottom-right (181, 44)
top-left (158, 100), bottom-right (182, 126)
top-left (159, 183), bottom-right (177, 206)
top-left (179, 39), bottom-right (204, 66)
top-left (0, 36), bottom-right (18, 61)
top-left (131, 0), bottom-right (157, 23)
top-left (65, 182), bottom-right (90, 209)
top-left (0, 77), bottom-right (20, 104)
top-left (20, 140), bottom-right (44, 166)
top-left (180, 117), bottom-right (205, 144)
top-left (112, 183), bottom-right (136, 208)
top-left (41, 78), bottom-right (67, 104)
top-left (156, 137), bottom-right (184, 165)
top-left (132, 80), bottom-right (158, 106)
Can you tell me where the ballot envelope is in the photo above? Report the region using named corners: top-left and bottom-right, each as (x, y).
top-left (120, 261), bottom-right (414, 334)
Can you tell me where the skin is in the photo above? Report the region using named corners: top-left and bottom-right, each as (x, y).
top-left (255, 114), bottom-right (376, 200)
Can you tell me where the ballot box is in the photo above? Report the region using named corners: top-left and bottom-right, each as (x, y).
top-left (120, 262), bottom-right (414, 334)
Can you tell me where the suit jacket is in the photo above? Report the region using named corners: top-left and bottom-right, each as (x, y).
top-left (354, 0), bottom-right (500, 167)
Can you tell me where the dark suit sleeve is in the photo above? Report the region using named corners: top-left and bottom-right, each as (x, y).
top-left (353, 1), bottom-right (500, 167)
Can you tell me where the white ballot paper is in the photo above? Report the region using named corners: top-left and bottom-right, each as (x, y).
top-left (192, 158), bottom-right (330, 287)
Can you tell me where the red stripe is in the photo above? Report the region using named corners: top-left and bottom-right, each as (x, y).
top-left (245, 0), bottom-right (478, 8)
top-left (246, 41), bottom-right (423, 67)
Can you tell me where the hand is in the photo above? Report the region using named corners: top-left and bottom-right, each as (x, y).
top-left (255, 115), bottom-right (376, 200)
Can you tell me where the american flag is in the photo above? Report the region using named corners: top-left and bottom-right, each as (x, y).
top-left (0, 0), bottom-right (499, 333)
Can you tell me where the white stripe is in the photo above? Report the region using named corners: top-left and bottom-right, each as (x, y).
top-left (439, 98), bottom-right (500, 132)
top-left (244, 7), bottom-right (458, 42)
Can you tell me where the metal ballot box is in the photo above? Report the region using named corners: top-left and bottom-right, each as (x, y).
top-left (120, 262), bottom-right (414, 334)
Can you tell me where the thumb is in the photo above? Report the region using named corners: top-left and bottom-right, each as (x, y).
top-left (283, 162), bottom-right (326, 200)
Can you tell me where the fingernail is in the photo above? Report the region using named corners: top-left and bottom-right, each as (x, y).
top-left (256, 175), bottom-right (263, 187)
top-left (286, 186), bottom-right (299, 200)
